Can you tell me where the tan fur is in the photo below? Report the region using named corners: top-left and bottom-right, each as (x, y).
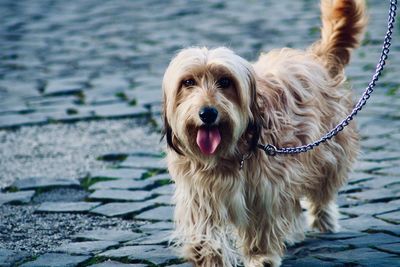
top-left (162, 1), bottom-right (367, 266)
top-left (311, 0), bottom-right (368, 77)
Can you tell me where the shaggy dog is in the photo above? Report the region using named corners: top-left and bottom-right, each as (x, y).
top-left (162, 0), bottom-right (367, 266)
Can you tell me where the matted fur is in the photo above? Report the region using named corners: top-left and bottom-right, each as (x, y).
top-left (162, 1), bottom-right (367, 266)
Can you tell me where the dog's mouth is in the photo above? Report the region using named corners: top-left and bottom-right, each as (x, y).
top-left (196, 125), bottom-right (221, 155)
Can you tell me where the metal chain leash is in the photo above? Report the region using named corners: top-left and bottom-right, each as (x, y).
top-left (258, 0), bottom-right (398, 157)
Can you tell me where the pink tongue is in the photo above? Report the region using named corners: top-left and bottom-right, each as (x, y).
top-left (196, 127), bottom-right (221, 155)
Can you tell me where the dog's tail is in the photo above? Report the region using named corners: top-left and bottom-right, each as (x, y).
top-left (311, 0), bottom-right (368, 77)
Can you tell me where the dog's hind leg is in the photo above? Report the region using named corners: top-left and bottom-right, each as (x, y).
top-left (307, 198), bottom-right (340, 233)
top-left (285, 200), bottom-right (306, 245)
top-left (305, 173), bottom-right (341, 233)
top-left (307, 128), bottom-right (358, 233)
top-left (305, 154), bottom-right (348, 233)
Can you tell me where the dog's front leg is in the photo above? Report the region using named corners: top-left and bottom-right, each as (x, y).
top-left (244, 253), bottom-right (282, 267)
top-left (179, 224), bottom-right (234, 267)
top-left (239, 223), bottom-right (284, 267)
top-left (242, 244), bottom-right (282, 267)
top-left (186, 244), bottom-right (224, 267)
top-left (182, 221), bottom-right (236, 267)
top-left (174, 200), bottom-right (236, 267)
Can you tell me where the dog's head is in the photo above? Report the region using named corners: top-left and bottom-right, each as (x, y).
top-left (162, 47), bottom-right (261, 160)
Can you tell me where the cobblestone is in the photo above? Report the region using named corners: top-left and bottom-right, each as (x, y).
top-left (152, 184), bottom-right (175, 196)
top-left (36, 202), bottom-right (101, 213)
top-left (341, 201), bottom-right (400, 216)
top-left (99, 245), bottom-right (177, 265)
top-left (90, 168), bottom-right (148, 180)
top-left (90, 202), bottom-right (153, 217)
top-left (376, 243), bottom-right (400, 255)
top-left (0, 190), bottom-right (35, 205)
top-left (89, 179), bottom-right (153, 191)
top-left (147, 195), bottom-right (173, 206)
top-left (0, 0), bottom-right (399, 266)
top-left (341, 215), bottom-right (394, 232)
top-left (338, 233), bottom-right (400, 248)
top-left (89, 261), bottom-right (146, 267)
top-left (315, 248), bottom-right (397, 265)
top-left (377, 210), bottom-right (400, 224)
top-left (166, 264), bottom-right (192, 267)
top-left (126, 230), bottom-right (171, 246)
top-left (139, 221), bottom-right (174, 232)
top-left (0, 248), bottom-right (29, 267)
top-left (89, 189), bottom-right (153, 202)
top-left (119, 156), bottom-right (167, 170)
top-left (72, 229), bottom-right (143, 243)
top-left (54, 241), bottom-right (118, 255)
top-left (19, 253), bottom-right (90, 267)
top-left (135, 206), bottom-right (174, 222)
top-left (12, 177), bottom-right (80, 191)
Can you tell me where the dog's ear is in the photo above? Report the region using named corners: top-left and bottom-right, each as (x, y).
top-left (163, 122), bottom-right (184, 155)
top-left (161, 96), bottom-right (184, 155)
top-left (245, 71), bottom-right (263, 152)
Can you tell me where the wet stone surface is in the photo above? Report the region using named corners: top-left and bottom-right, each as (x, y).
top-left (89, 189), bottom-right (153, 202)
top-left (0, 0), bottom-right (400, 266)
top-left (19, 253), bottom-right (90, 267)
top-left (89, 261), bottom-right (147, 267)
top-left (72, 229), bottom-right (144, 243)
top-left (89, 179), bottom-right (153, 191)
top-left (90, 201), bottom-right (156, 218)
top-left (0, 190), bottom-right (35, 205)
top-left (36, 201), bottom-right (101, 213)
top-left (54, 241), bottom-right (119, 256)
top-left (12, 177), bottom-right (80, 191)
top-left (0, 249), bottom-right (29, 267)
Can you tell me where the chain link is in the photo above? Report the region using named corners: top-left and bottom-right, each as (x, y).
top-left (259, 0), bottom-right (398, 156)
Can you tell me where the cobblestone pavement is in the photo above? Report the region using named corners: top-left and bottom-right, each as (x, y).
top-left (1, 0), bottom-right (400, 266)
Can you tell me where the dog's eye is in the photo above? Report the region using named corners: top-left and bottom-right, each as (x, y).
top-left (217, 77), bottom-right (232, 89)
top-left (182, 79), bottom-right (196, 87)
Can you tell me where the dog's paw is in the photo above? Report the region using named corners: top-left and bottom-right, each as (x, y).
top-left (192, 256), bottom-right (224, 267)
top-left (245, 254), bottom-right (282, 267)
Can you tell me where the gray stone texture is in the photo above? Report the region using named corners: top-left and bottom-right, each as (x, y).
top-left (73, 229), bottom-right (143, 243)
top-left (100, 245), bottom-right (177, 265)
top-left (12, 177), bottom-right (80, 190)
top-left (89, 189), bottom-right (152, 202)
top-left (54, 241), bottom-right (118, 255)
top-left (90, 168), bottom-right (148, 180)
top-left (119, 156), bottom-right (167, 170)
top-left (338, 233), bottom-right (400, 248)
top-left (166, 264), bottom-right (193, 267)
top-left (89, 261), bottom-right (147, 267)
top-left (126, 230), bottom-right (172, 245)
top-left (152, 184), bottom-right (175, 195)
top-left (89, 179), bottom-right (153, 191)
top-left (0, 248), bottom-right (29, 267)
top-left (20, 253), bottom-right (90, 267)
top-left (90, 202), bottom-right (152, 217)
top-left (0, 190), bottom-right (35, 205)
top-left (37, 202), bottom-right (101, 213)
top-left (135, 206), bottom-right (174, 221)
top-left (139, 221), bottom-right (174, 232)
top-left (315, 248), bottom-right (397, 265)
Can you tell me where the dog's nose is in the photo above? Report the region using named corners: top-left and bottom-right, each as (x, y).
top-left (199, 106), bottom-right (218, 125)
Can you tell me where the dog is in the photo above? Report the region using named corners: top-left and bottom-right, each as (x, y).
top-left (162, 0), bottom-right (367, 266)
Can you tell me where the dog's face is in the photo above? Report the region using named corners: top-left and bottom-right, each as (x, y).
top-left (162, 47), bottom-right (261, 159)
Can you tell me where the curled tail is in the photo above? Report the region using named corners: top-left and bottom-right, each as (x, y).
top-left (311, 0), bottom-right (368, 77)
